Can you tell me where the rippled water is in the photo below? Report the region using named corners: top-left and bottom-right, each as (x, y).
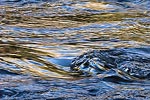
top-left (0, 0), bottom-right (150, 99)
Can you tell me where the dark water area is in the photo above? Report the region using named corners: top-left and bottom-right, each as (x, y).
top-left (0, 0), bottom-right (150, 99)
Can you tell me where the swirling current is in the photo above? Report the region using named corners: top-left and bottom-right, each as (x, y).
top-left (0, 0), bottom-right (150, 99)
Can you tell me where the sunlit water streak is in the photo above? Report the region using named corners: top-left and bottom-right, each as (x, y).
top-left (0, 0), bottom-right (150, 99)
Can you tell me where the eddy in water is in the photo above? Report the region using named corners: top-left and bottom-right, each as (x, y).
top-left (70, 47), bottom-right (150, 80)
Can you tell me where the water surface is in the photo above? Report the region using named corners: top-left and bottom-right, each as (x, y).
top-left (0, 0), bottom-right (150, 99)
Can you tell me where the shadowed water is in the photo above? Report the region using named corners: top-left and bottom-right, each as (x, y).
top-left (0, 0), bottom-right (150, 99)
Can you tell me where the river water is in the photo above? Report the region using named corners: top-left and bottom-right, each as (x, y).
top-left (0, 0), bottom-right (150, 99)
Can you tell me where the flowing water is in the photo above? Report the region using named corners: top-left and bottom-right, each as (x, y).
top-left (0, 0), bottom-right (150, 99)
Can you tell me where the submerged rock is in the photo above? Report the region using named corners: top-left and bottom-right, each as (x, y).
top-left (71, 47), bottom-right (150, 80)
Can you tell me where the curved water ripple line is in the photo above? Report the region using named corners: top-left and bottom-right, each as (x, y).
top-left (0, 44), bottom-right (75, 79)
